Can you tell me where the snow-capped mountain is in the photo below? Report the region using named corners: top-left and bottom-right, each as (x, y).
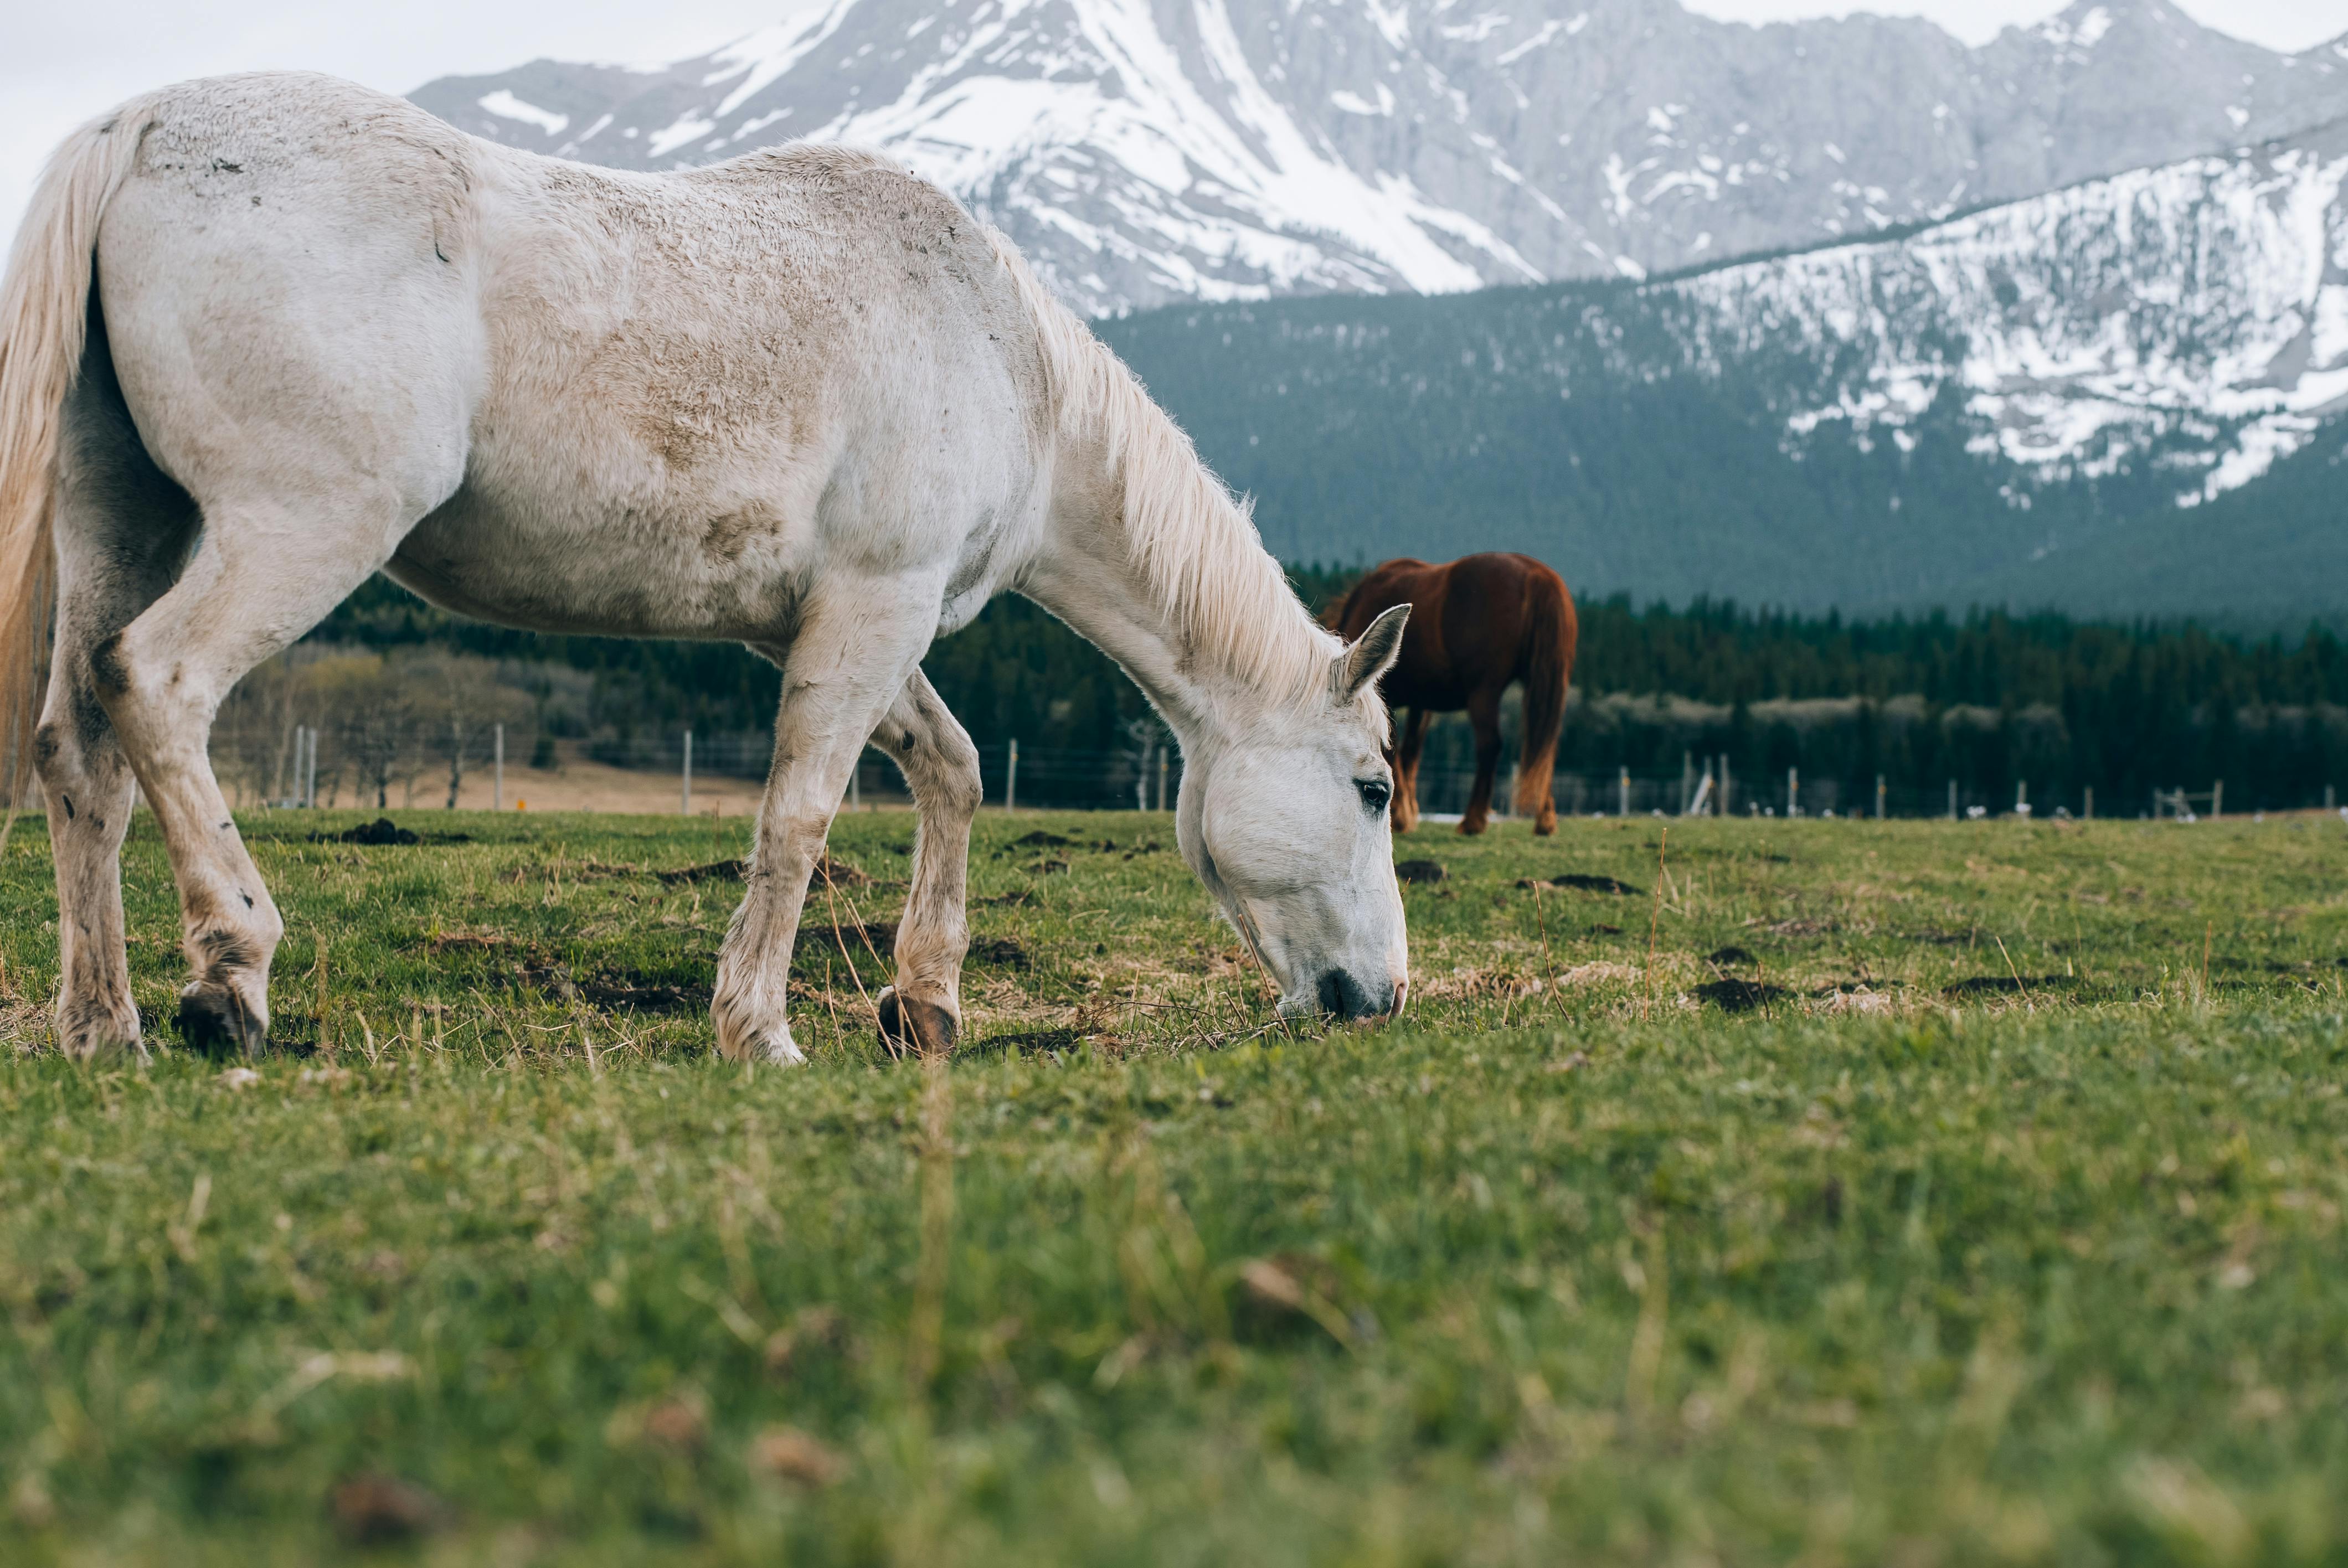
top-left (1085, 114), bottom-right (2348, 613)
top-left (1670, 116), bottom-right (2348, 510)
top-left (410, 0), bottom-right (2348, 314)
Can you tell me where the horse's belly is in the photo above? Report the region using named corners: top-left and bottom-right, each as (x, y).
top-left (388, 485), bottom-right (807, 640)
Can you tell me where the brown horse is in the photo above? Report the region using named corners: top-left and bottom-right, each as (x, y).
top-left (1327, 553), bottom-right (1578, 835)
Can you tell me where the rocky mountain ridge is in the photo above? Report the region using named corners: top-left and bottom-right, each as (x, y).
top-left (411, 0), bottom-right (2348, 313)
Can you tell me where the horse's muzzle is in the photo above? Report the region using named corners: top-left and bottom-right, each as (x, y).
top-left (1316, 967), bottom-right (1399, 1022)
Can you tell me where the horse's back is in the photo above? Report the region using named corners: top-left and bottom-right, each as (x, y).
top-left (87, 74), bottom-right (1055, 641)
top-left (1338, 551), bottom-right (1575, 708)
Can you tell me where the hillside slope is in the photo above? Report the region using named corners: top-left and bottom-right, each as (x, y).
top-left (1099, 121), bottom-right (2348, 616)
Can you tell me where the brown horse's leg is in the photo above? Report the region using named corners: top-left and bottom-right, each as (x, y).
top-left (1460, 690), bottom-right (1503, 835)
top-left (1393, 707), bottom-right (1429, 833)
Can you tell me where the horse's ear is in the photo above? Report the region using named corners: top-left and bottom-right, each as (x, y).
top-left (1335, 604), bottom-right (1410, 702)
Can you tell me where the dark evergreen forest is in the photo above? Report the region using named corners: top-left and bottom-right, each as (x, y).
top-left (315, 572), bottom-right (2348, 817)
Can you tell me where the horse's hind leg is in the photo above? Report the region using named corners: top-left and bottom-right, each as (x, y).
top-left (33, 330), bottom-right (199, 1057)
top-left (1392, 706), bottom-right (1429, 834)
top-left (1459, 689), bottom-right (1503, 836)
top-left (92, 485), bottom-right (432, 1054)
top-left (869, 670), bottom-right (983, 1055)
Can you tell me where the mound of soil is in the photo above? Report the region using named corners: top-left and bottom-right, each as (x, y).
top-left (968, 1026), bottom-right (1084, 1056)
top-left (970, 936), bottom-right (1032, 970)
top-left (1394, 860), bottom-right (1448, 884)
top-left (1706, 946), bottom-right (1756, 966)
top-left (1694, 979), bottom-right (1790, 1013)
top-left (1943, 974), bottom-right (2069, 996)
top-left (1552, 873), bottom-right (1642, 895)
top-left (316, 818), bottom-right (418, 846)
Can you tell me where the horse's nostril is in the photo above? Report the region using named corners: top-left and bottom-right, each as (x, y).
top-left (1317, 969), bottom-right (1348, 1016)
top-left (1317, 968), bottom-right (1385, 1020)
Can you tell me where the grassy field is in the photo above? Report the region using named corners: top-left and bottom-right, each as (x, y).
top-left (2, 805), bottom-right (2346, 1565)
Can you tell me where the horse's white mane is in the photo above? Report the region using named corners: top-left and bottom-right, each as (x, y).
top-left (985, 233), bottom-right (1346, 715)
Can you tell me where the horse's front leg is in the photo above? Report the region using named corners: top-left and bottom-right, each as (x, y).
top-left (719, 605), bottom-right (935, 1065)
top-left (1392, 706), bottom-right (1429, 834)
top-left (868, 670), bottom-right (982, 1056)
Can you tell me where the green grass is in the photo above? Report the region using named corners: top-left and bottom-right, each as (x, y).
top-left (3, 807), bottom-right (2347, 1564)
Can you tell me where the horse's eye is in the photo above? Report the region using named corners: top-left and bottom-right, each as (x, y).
top-left (1356, 778), bottom-right (1392, 813)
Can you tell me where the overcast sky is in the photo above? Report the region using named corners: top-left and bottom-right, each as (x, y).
top-left (4, 0), bottom-right (2344, 235)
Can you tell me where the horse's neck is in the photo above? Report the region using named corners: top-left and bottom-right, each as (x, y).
top-left (1018, 423), bottom-right (1322, 750)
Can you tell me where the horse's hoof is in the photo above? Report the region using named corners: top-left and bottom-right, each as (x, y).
top-left (753, 1029), bottom-right (806, 1066)
top-left (175, 983), bottom-right (267, 1059)
top-left (877, 987), bottom-right (957, 1057)
top-left (1458, 818), bottom-right (1489, 837)
top-left (56, 1000), bottom-right (143, 1061)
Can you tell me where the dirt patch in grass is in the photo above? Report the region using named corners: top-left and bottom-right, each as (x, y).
top-left (1395, 860), bottom-right (1448, 884)
top-left (1548, 873), bottom-right (1644, 895)
top-left (795, 921), bottom-right (898, 961)
top-left (652, 853), bottom-right (873, 888)
top-left (965, 1025), bottom-right (1085, 1056)
top-left (1943, 974), bottom-right (2071, 997)
top-left (1694, 978), bottom-right (1791, 1013)
top-left (310, 818), bottom-right (471, 847)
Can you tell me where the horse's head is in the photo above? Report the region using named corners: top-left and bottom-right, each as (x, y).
top-left (1177, 605), bottom-right (1413, 1022)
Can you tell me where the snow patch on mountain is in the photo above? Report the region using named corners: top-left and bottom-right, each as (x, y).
top-left (411, 0), bottom-right (2348, 316)
top-left (1666, 126), bottom-right (2348, 506)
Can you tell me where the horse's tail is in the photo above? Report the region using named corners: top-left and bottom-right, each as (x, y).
top-left (1514, 565), bottom-right (1578, 824)
top-left (0, 103), bottom-right (148, 804)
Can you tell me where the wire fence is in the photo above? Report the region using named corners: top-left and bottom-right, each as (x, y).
top-left (189, 723), bottom-right (2343, 824)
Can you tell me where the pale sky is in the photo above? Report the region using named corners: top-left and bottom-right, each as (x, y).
top-left (3, 0), bottom-right (2344, 236)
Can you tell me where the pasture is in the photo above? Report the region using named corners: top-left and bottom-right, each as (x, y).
top-left (2, 807), bottom-right (2345, 1564)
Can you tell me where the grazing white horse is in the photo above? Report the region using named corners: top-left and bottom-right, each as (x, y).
top-left (0, 74), bottom-right (1412, 1062)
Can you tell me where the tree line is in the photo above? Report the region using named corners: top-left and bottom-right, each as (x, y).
top-left (297, 574), bottom-right (2348, 815)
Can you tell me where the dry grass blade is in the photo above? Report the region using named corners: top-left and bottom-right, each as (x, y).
top-left (1645, 827), bottom-right (1667, 1021)
top-left (1993, 933), bottom-right (2030, 1010)
top-left (816, 853), bottom-right (888, 1053)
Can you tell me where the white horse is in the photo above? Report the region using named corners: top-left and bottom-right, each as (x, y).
top-left (0, 74), bottom-right (1412, 1062)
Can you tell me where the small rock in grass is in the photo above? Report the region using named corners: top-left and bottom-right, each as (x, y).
top-left (751, 1425), bottom-right (845, 1488)
top-left (330, 1473), bottom-right (445, 1544)
top-left (643, 1397), bottom-right (707, 1453)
